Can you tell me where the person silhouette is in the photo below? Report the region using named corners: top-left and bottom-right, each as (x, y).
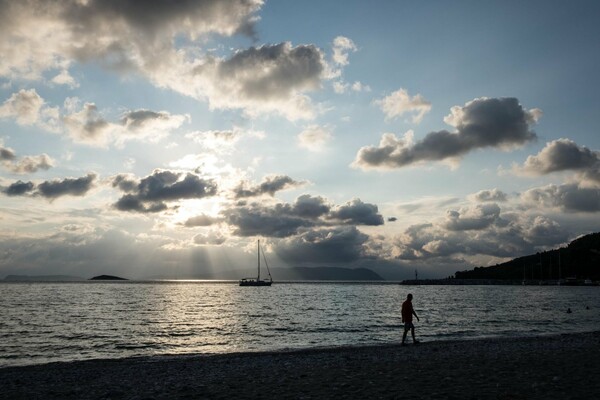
top-left (401, 293), bottom-right (420, 345)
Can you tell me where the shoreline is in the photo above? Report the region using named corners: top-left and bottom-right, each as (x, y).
top-left (2, 331), bottom-right (599, 399)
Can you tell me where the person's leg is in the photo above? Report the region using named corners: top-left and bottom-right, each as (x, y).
top-left (402, 328), bottom-right (408, 344)
top-left (411, 327), bottom-right (418, 343)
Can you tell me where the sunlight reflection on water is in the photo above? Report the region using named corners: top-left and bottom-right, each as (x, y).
top-left (1, 282), bottom-right (599, 366)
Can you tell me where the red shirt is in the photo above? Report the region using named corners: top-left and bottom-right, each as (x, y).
top-left (401, 299), bottom-right (414, 322)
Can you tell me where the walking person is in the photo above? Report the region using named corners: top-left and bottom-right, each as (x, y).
top-left (401, 293), bottom-right (420, 345)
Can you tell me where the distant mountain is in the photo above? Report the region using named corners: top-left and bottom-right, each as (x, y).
top-left (146, 266), bottom-right (384, 281)
top-left (89, 275), bottom-right (128, 280)
top-left (3, 275), bottom-right (84, 282)
top-left (270, 266), bottom-right (384, 281)
top-left (455, 232), bottom-right (600, 280)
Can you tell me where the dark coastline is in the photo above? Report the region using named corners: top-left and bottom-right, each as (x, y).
top-left (2, 331), bottom-right (599, 399)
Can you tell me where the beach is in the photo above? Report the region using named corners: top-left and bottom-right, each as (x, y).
top-left (1, 331), bottom-right (599, 399)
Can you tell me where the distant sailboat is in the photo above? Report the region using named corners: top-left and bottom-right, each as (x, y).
top-left (239, 240), bottom-right (273, 287)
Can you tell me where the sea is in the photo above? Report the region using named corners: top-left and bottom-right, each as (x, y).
top-left (1, 281), bottom-right (599, 367)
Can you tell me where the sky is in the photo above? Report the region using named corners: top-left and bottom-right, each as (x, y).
top-left (1, 0), bottom-right (600, 280)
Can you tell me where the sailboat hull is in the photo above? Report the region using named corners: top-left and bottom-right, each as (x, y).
top-left (239, 279), bottom-right (272, 287)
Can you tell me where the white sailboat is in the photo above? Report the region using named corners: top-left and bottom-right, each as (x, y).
top-left (239, 240), bottom-right (273, 287)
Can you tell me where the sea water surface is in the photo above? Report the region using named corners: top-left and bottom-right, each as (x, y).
top-left (1, 281), bottom-right (599, 367)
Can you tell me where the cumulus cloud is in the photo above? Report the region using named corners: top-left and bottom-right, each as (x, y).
top-left (183, 214), bottom-right (220, 227)
top-left (37, 173), bottom-right (96, 199)
top-left (0, 0), bottom-right (263, 80)
top-left (234, 175), bottom-right (305, 198)
top-left (0, 144), bottom-right (16, 161)
top-left (185, 42), bottom-right (325, 120)
top-left (3, 180), bottom-right (35, 196)
top-left (354, 97), bottom-right (540, 170)
top-left (328, 198), bottom-right (384, 226)
top-left (375, 88), bottom-right (432, 124)
top-left (0, 89), bottom-right (59, 131)
top-left (275, 226), bottom-right (369, 264)
top-left (8, 154), bottom-right (54, 174)
top-left (2, 174), bottom-right (96, 199)
top-left (332, 36), bottom-right (357, 66)
top-left (389, 209), bottom-right (567, 262)
top-left (0, 1), bottom-right (333, 121)
top-left (223, 195), bottom-right (382, 237)
top-left (112, 170), bottom-right (218, 213)
top-left (471, 189), bottom-right (508, 203)
top-left (223, 202), bottom-right (314, 237)
top-left (63, 102), bottom-right (188, 147)
top-left (193, 231), bottom-right (227, 246)
top-left (444, 203), bottom-right (502, 231)
top-left (522, 183), bottom-right (600, 212)
top-left (297, 125), bottom-right (333, 152)
top-left (513, 139), bottom-right (600, 187)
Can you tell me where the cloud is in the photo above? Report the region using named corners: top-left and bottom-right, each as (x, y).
top-left (275, 226), bottom-right (369, 264)
top-left (3, 174), bottom-right (97, 199)
top-left (183, 214), bottom-right (220, 227)
top-left (0, 2), bottom-right (337, 121)
top-left (36, 173), bottom-right (97, 199)
top-left (513, 139), bottom-right (600, 187)
top-left (521, 183), bottom-right (600, 212)
top-left (234, 175), bottom-right (305, 198)
top-left (0, 89), bottom-right (45, 125)
top-left (0, 0), bottom-right (263, 80)
top-left (328, 198), bottom-right (384, 226)
top-left (223, 195), bottom-right (382, 237)
top-left (297, 125), bottom-right (333, 152)
top-left (471, 188), bottom-right (508, 202)
top-left (354, 97), bottom-right (540, 170)
top-left (0, 144), bottom-right (16, 161)
top-left (443, 203), bottom-right (502, 231)
top-left (292, 194), bottom-right (331, 218)
top-left (223, 202), bottom-right (314, 237)
top-left (193, 231), bottom-right (227, 246)
top-left (3, 180), bottom-right (35, 196)
top-left (8, 154), bottom-right (54, 174)
top-left (375, 88), bottom-right (432, 124)
top-left (112, 170), bottom-right (218, 213)
top-left (332, 36), bottom-right (357, 66)
top-left (186, 42), bottom-right (326, 120)
top-left (63, 102), bottom-right (188, 147)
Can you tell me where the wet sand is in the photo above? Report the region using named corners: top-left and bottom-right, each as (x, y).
top-left (1, 331), bottom-right (599, 399)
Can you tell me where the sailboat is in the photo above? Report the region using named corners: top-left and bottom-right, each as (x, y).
top-left (239, 240), bottom-right (273, 286)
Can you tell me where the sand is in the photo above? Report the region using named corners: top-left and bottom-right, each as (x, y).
top-left (1, 331), bottom-right (599, 399)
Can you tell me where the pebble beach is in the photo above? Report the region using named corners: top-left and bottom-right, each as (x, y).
top-left (1, 331), bottom-right (599, 399)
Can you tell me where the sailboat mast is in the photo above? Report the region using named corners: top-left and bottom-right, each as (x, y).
top-left (257, 239), bottom-right (260, 281)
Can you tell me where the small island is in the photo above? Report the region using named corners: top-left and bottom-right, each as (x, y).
top-left (89, 275), bottom-right (128, 281)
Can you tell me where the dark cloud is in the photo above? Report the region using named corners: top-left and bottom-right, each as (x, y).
top-left (472, 189), bottom-right (508, 202)
top-left (223, 202), bottom-right (313, 237)
top-left (3, 180), bottom-right (34, 196)
top-left (354, 97), bottom-right (540, 169)
top-left (112, 170), bottom-right (217, 213)
top-left (183, 214), bottom-right (219, 227)
top-left (387, 217), bottom-right (397, 222)
top-left (328, 198), bottom-right (384, 226)
top-left (519, 139), bottom-right (598, 175)
top-left (216, 42), bottom-right (324, 101)
top-left (223, 195), bottom-right (383, 237)
top-left (0, 145), bottom-right (16, 161)
top-left (234, 175), bottom-right (304, 198)
top-left (275, 226), bottom-right (369, 264)
top-left (522, 184), bottom-right (600, 212)
top-left (36, 174), bottom-right (96, 199)
top-left (292, 194), bottom-right (330, 218)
